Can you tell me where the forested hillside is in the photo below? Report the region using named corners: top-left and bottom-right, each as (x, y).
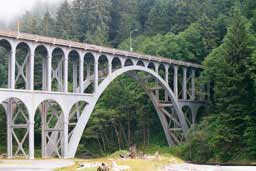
top-left (1, 0), bottom-right (256, 163)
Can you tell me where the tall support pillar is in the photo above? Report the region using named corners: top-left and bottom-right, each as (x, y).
top-left (64, 53), bottom-right (68, 93)
top-left (173, 65), bottom-right (178, 98)
top-left (94, 56), bottom-right (99, 92)
top-left (28, 120), bottom-right (35, 159)
top-left (191, 69), bottom-right (196, 100)
top-left (72, 61), bottom-right (78, 92)
top-left (42, 57), bottom-right (48, 91)
top-left (47, 56), bottom-right (52, 91)
top-left (182, 67), bottom-right (187, 100)
top-left (10, 50), bottom-right (16, 89)
top-left (29, 48), bottom-right (35, 91)
top-left (155, 63), bottom-right (159, 101)
top-left (164, 65), bottom-right (169, 101)
top-left (79, 56), bottom-right (84, 93)
top-left (7, 101), bottom-right (13, 159)
top-left (63, 118), bottom-right (69, 158)
top-left (108, 58), bottom-right (112, 75)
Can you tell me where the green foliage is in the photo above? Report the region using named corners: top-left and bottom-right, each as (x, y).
top-left (1, 0), bottom-right (256, 163)
top-left (190, 5), bottom-right (256, 162)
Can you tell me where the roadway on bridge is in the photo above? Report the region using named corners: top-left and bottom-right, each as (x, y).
top-left (0, 160), bottom-right (74, 171)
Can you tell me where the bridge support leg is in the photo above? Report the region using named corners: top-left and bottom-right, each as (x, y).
top-left (10, 50), bottom-right (16, 89)
top-left (165, 65), bottom-right (169, 101)
top-left (7, 101), bottom-right (13, 159)
top-left (182, 67), bottom-right (187, 100)
top-left (28, 121), bottom-right (34, 159)
top-left (191, 70), bottom-right (195, 100)
top-left (173, 66), bottom-right (178, 98)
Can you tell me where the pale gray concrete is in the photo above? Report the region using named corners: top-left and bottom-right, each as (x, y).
top-left (0, 160), bottom-right (74, 171)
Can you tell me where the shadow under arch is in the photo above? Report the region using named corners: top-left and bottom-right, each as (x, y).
top-left (34, 99), bottom-right (65, 158)
top-left (0, 97), bottom-right (30, 158)
top-left (182, 105), bottom-right (193, 127)
top-left (68, 66), bottom-right (188, 157)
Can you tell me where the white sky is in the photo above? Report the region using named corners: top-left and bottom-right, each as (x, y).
top-left (0, 0), bottom-right (64, 23)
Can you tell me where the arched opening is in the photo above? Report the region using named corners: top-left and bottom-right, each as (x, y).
top-left (1, 98), bottom-right (29, 158)
top-left (51, 48), bottom-right (65, 92)
top-left (34, 45), bottom-right (48, 91)
top-left (15, 42), bottom-right (31, 89)
top-left (0, 39), bottom-right (11, 88)
top-left (68, 101), bottom-right (87, 142)
top-left (136, 60), bottom-right (145, 66)
top-left (168, 65), bottom-right (174, 91)
top-left (111, 57), bottom-right (121, 72)
top-left (68, 50), bottom-right (80, 93)
top-left (98, 55), bottom-right (109, 85)
top-left (182, 106), bottom-right (193, 127)
top-left (34, 99), bottom-right (64, 158)
top-left (148, 62), bottom-right (155, 71)
top-left (0, 104), bottom-right (7, 155)
top-left (124, 58), bottom-right (133, 66)
top-left (83, 52), bottom-right (95, 93)
top-left (79, 74), bottom-right (167, 156)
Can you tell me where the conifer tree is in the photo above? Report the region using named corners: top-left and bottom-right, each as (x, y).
top-left (56, 0), bottom-right (73, 39)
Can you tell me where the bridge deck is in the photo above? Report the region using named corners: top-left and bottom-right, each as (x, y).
top-left (0, 30), bottom-right (202, 69)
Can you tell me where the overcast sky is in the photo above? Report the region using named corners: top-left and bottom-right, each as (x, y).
top-left (0, 0), bottom-right (65, 23)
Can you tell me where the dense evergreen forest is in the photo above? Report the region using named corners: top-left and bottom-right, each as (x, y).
top-left (1, 0), bottom-right (256, 163)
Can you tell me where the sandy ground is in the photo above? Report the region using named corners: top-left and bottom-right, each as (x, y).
top-left (0, 159), bottom-right (74, 171)
top-left (165, 163), bottom-right (256, 171)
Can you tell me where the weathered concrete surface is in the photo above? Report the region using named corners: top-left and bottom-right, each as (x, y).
top-left (0, 160), bottom-right (74, 171)
top-left (165, 163), bottom-right (256, 171)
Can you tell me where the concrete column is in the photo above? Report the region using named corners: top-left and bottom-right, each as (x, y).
top-left (10, 50), bottom-right (16, 89)
top-left (29, 121), bottom-right (35, 159)
top-left (72, 61), bottom-right (78, 92)
top-left (29, 49), bottom-right (35, 91)
top-left (64, 54), bottom-right (68, 93)
top-left (165, 65), bottom-right (169, 101)
top-left (42, 57), bottom-right (47, 91)
top-left (47, 56), bottom-right (52, 91)
top-left (182, 67), bottom-right (187, 100)
top-left (7, 101), bottom-right (13, 158)
top-left (191, 69), bottom-right (196, 100)
top-left (108, 58), bottom-right (112, 75)
top-left (63, 120), bottom-right (69, 158)
top-left (94, 59), bottom-right (99, 92)
top-left (120, 58), bottom-right (125, 68)
top-left (155, 63), bottom-right (159, 101)
top-left (79, 56), bottom-right (84, 93)
top-left (173, 65), bottom-right (178, 98)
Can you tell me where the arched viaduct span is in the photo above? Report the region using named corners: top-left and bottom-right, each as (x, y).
top-left (0, 30), bottom-right (208, 159)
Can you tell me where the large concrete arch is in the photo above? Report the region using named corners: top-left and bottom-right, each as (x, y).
top-left (67, 66), bottom-right (188, 157)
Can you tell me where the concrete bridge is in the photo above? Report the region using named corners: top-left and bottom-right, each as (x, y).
top-left (0, 30), bottom-right (208, 159)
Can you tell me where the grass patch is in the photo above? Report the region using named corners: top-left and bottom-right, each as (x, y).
top-left (56, 150), bottom-right (183, 171)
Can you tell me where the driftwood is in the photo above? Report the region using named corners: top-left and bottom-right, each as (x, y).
top-left (97, 163), bottom-right (110, 171)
